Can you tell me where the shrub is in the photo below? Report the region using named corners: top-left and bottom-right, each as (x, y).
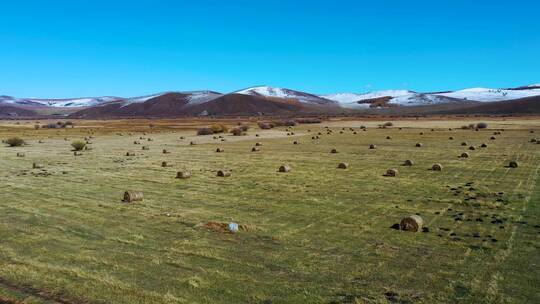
top-left (71, 141), bottom-right (86, 151)
top-left (34, 124), bottom-right (40, 130)
top-left (210, 124), bottom-right (228, 134)
top-left (258, 122), bottom-right (273, 129)
top-left (476, 122), bottom-right (488, 129)
top-left (5, 137), bottom-right (25, 147)
top-left (197, 128), bottom-right (214, 136)
top-left (239, 124), bottom-right (249, 132)
top-left (383, 122), bottom-right (393, 127)
top-left (230, 128), bottom-right (244, 136)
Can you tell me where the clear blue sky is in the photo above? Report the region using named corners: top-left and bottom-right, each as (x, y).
top-left (1, 0), bottom-right (539, 98)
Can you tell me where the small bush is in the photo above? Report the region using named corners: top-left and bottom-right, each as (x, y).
top-left (239, 124), bottom-right (249, 132)
top-left (383, 122), bottom-right (393, 127)
top-left (71, 141), bottom-right (86, 151)
top-left (5, 137), bottom-right (25, 147)
top-left (258, 122), bottom-right (273, 129)
top-left (231, 128), bottom-right (244, 136)
top-left (210, 124), bottom-right (228, 134)
top-left (197, 128), bottom-right (214, 136)
top-left (476, 122), bottom-right (488, 129)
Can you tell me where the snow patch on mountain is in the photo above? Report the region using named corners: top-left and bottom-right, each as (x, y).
top-left (436, 87), bottom-right (540, 102)
top-left (236, 86), bottom-right (336, 105)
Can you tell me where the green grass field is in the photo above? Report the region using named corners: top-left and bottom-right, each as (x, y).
top-left (0, 118), bottom-right (539, 304)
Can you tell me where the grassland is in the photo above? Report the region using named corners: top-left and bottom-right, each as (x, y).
top-left (0, 118), bottom-right (539, 304)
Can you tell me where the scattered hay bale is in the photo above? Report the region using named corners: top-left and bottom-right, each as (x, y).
top-left (71, 141), bottom-right (86, 151)
top-left (432, 163), bottom-right (443, 171)
top-left (38, 140), bottom-right (44, 144)
top-left (123, 191), bottom-right (143, 203)
top-left (179, 136), bottom-right (185, 140)
top-left (142, 146), bottom-right (150, 150)
top-left (508, 161), bottom-right (518, 168)
top-left (190, 141), bottom-right (196, 145)
top-left (73, 151), bottom-right (83, 156)
top-left (255, 142), bottom-right (262, 146)
top-left (278, 165), bottom-right (291, 173)
top-left (490, 136), bottom-right (496, 140)
top-left (384, 168), bottom-right (398, 177)
top-left (403, 159), bottom-right (414, 166)
top-left (386, 136), bottom-right (391, 139)
top-left (480, 143), bottom-right (488, 148)
top-left (216, 148), bottom-right (224, 153)
top-left (419, 132), bottom-right (424, 135)
top-left (217, 170), bottom-right (231, 177)
top-left (251, 147), bottom-right (260, 152)
top-left (293, 141), bottom-right (299, 145)
top-left (163, 149), bottom-right (170, 154)
top-left (147, 138), bottom-right (153, 141)
top-left (16, 152), bottom-right (25, 157)
top-left (461, 142), bottom-right (467, 146)
top-left (530, 138), bottom-right (537, 143)
top-left (176, 171), bottom-right (192, 179)
top-left (337, 162), bottom-right (349, 169)
top-left (449, 136), bottom-right (454, 140)
top-left (126, 152), bottom-right (135, 156)
top-left (469, 146), bottom-right (476, 150)
top-left (330, 148), bottom-right (338, 153)
top-left (32, 163), bottom-right (43, 169)
top-left (400, 215), bottom-right (424, 232)
top-left (460, 152), bottom-right (470, 158)
top-left (415, 143), bottom-right (422, 147)
top-left (353, 131), bottom-right (357, 134)
top-left (369, 144), bottom-right (376, 149)
top-left (161, 161), bottom-right (169, 167)
top-left (134, 141), bottom-right (140, 145)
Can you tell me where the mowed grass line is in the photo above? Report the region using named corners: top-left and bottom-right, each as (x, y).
top-left (0, 120), bottom-right (539, 303)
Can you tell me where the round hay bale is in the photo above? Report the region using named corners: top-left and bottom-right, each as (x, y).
top-left (403, 159), bottom-right (414, 166)
top-left (386, 136), bottom-right (391, 139)
top-left (255, 134), bottom-right (259, 137)
top-left (400, 215), bottom-right (424, 232)
top-left (123, 191), bottom-right (143, 203)
top-left (251, 147), bottom-right (260, 152)
top-left (38, 140), bottom-right (44, 143)
top-left (530, 138), bottom-right (537, 143)
top-left (179, 136), bottom-right (185, 140)
top-left (147, 138), bottom-right (153, 141)
top-left (74, 151), bottom-right (82, 156)
top-left (126, 152), bottom-right (135, 156)
top-left (490, 136), bottom-right (496, 140)
top-left (369, 144), bottom-right (376, 149)
top-left (461, 142), bottom-right (467, 146)
top-left (330, 148), bottom-right (338, 153)
top-left (176, 171), bottom-right (191, 179)
top-left (32, 163), bottom-right (43, 169)
top-left (216, 148), bottom-right (224, 153)
top-left (460, 152), bottom-right (470, 158)
top-left (255, 142), bottom-right (262, 146)
top-left (469, 146), bottom-right (476, 150)
top-left (221, 138), bottom-right (226, 142)
top-left (385, 168), bottom-right (398, 177)
top-left (161, 161), bottom-right (168, 167)
top-left (142, 146), bottom-right (149, 150)
top-left (217, 170), bottom-right (231, 177)
top-left (449, 136), bottom-right (454, 140)
top-left (353, 131), bottom-right (357, 134)
top-left (293, 141), bottom-right (299, 145)
top-left (162, 149), bottom-right (170, 154)
top-left (508, 161), bottom-right (518, 168)
top-left (278, 165), bottom-right (291, 173)
top-left (432, 163), bottom-right (443, 171)
top-left (337, 162), bottom-right (349, 169)
top-left (481, 143), bottom-right (488, 148)
top-left (415, 143), bottom-right (422, 147)
top-left (16, 152), bottom-right (25, 157)
top-left (190, 141), bottom-right (196, 145)
top-left (419, 132), bottom-right (424, 135)
top-left (134, 141), bottom-right (140, 145)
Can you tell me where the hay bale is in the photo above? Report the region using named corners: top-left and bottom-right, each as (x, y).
top-left (386, 136), bottom-right (391, 139)
top-left (481, 143), bottom-right (488, 148)
top-left (337, 162), bottom-right (349, 169)
top-left (255, 142), bottom-right (262, 146)
top-left (161, 161), bottom-right (168, 167)
top-left (385, 168), bottom-right (398, 177)
top-left (16, 152), bottom-right (25, 157)
top-left (278, 165), bottom-right (291, 173)
top-left (369, 144), bottom-right (376, 149)
top-left (176, 171), bottom-right (192, 179)
top-left (461, 142), bottom-right (467, 146)
top-left (216, 148), bottom-right (224, 153)
top-left (134, 141), bottom-right (140, 145)
top-left (293, 141), bottom-right (299, 145)
top-left (74, 151), bottom-right (82, 156)
top-left (179, 136), bottom-right (185, 140)
top-left (32, 163), bottom-right (43, 169)
top-left (162, 149), bottom-right (170, 154)
top-left (251, 147), bottom-right (260, 152)
top-left (400, 215), bottom-right (424, 232)
top-left (142, 146), bottom-right (149, 150)
top-left (449, 136), bottom-right (454, 140)
top-left (126, 152), bottom-right (135, 156)
top-left (432, 163), bottom-right (443, 171)
top-left (217, 170), bottom-right (231, 177)
top-left (469, 146), bottom-right (476, 150)
top-left (419, 132), bottom-right (424, 135)
top-left (415, 143), bottom-right (422, 147)
top-left (190, 141), bottom-right (196, 145)
top-left (460, 152), bottom-right (470, 158)
top-left (147, 138), bottom-right (153, 141)
top-left (508, 161), bottom-right (518, 168)
top-left (490, 136), bottom-right (496, 140)
top-left (403, 159), bottom-right (414, 166)
top-left (530, 138), bottom-right (537, 143)
top-left (330, 148), bottom-right (338, 153)
top-left (123, 191), bottom-right (143, 203)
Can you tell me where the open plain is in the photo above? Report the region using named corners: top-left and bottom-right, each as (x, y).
top-left (1, 117), bottom-right (539, 304)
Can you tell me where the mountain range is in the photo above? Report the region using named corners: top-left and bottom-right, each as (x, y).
top-left (1, 84), bottom-right (539, 118)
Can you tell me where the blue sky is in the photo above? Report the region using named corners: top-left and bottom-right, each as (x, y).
top-left (1, 0), bottom-right (539, 98)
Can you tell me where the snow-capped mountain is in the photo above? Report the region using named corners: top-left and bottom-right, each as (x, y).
top-left (121, 91), bottom-right (221, 107)
top-left (0, 95), bottom-right (120, 107)
top-left (322, 90), bottom-right (453, 108)
top-left (435, 87), bottom-right (540, 102)
top-left (235, 86), bottom-right (336, 105)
